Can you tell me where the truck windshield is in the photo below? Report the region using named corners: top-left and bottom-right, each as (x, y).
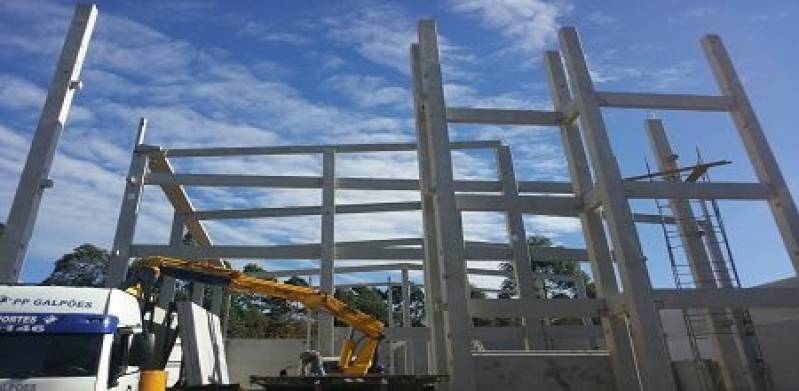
top-left (0, 333), bottom-right (103, 378)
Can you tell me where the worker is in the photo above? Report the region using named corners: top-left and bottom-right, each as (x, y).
top-left (300, 350), bottom-right (326, 376)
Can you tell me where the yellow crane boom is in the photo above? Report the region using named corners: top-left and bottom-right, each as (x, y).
top-left (133, 256), bottom-right (385, 376)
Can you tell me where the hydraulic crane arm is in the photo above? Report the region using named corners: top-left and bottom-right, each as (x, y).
top-left (132, 256), bottom-right (385, 375)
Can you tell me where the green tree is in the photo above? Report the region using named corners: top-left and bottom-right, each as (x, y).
top-left (226, 263), bottom-right (311, 338)
top-left (334, 286), bottom-right (389, 324)
top-left (43, 244), bottom-right (109, 287)
top-left (499, 235), bottom-right (592, 299)
top-left (387, 285), bottom-right (426, 326)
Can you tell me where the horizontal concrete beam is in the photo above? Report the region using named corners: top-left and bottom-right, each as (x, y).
top-left (456, 194), bottom-right (580, 217)
top-left (595, 91), bottom-right (733, 111)
top-left (652, 287), bottom-right (799, 309)
top-left (446, 107), bottom-right (562, 126)
top-left (131, 244), bottom-right (322, 259)
top-left (469, 298), bottom-right (605, 318)
top-left (623, 181), bottom-right (770, 200)
top-left (161, 140), bottom-right (501, 157)
top-left (191, 206), bottom-right (322, 220)
top-left (147, 173), bottom-right (575, 196)
top-left (633, 213), bottom-right (676, 225)
top-left (517, 181), bottom-right (573, 194)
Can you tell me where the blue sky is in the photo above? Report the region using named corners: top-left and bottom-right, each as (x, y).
top-left (0, 0), bottom-right (797, 290)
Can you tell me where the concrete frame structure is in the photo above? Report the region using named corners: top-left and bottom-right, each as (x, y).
top-left (103, 132), bottom-right (587, 362)
top-left (0, 4), bottom-right (98, 282)
top-left (5, 7), bottom-right (799, 390)
top-left (410, 20), bottom-right (799, 391)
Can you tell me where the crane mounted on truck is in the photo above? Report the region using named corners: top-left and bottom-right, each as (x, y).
top-left (0, 257), bottom-right (385, 391)
top-left (126, 256), bottom-right (386, 389)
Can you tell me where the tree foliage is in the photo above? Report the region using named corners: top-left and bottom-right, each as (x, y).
top-left (499, 235), bottom-right (593, 299)
top-left (43, 244), bottom-right (109, 287)
top-left (226, 263), bottom-right (312, 338)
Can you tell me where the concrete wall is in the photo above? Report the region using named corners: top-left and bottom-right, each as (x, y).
top-left (473, 352), bottom-right (615, 391)
top-left (225, 339), bottom-right (306, 387)
top-left (660, 277), bottom-right (799, 391)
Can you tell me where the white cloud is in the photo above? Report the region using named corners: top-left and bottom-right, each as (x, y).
top-left (447, 0), bottom-right (569, 56)
top-left (324, 3), bottom-right (418, 75)
top-left (585, 11), bottom-right (617, 25)
top-left (324, 74), bottom-right (410, 110)
top-left (237, 21), bottom-right (313, 45)
top-left (0, 74), bottom-right (46, 111)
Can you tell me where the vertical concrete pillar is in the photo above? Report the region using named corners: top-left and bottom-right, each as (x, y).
top-left (558, 28), bottom-right (678, 391)
top-left (107, 118), bottom-right (151, 287)
top-left (158, 212), bottom-right (183, 307)
top-left (496, 146), bottom-right (540, 349)
top-left (646, 119), bottom-right (763, 390)
top-left (401, 268), bottom-right (415, 373)
top-left (415, 20), bottom-right (476, 391)
top-left (702, 35), bottom-right (799, 274)
top-left (319, 150), bottom-right (336, 355)
top-left (410, 43), bottom-right (448, 375)
top-left (544, 50), bottom-right (640, 391)
top-left (0, 4), bottom-right (98, 282)
top-left (387, 278), bottom-right (396, 374)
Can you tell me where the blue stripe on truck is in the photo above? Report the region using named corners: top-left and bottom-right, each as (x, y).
top-left (0, 313), bottom-right (119, 334)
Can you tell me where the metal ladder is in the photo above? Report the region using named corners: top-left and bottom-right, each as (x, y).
top-left (649, 156), bottom-right (773, 391)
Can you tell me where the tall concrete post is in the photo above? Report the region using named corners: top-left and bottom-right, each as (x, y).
top-left (318, 150), bottom-right (336, 356)
top-left (415, 20), bottom-right (477, 391)
top-left (410, 43), bottom-right (449, 375)
top-left (646, 119), bottom-right (766, 391)
top-left (544, 50), bottom-right (640, 391)
top-left (558, 27), bottom-right (678, 391)
top-left (401, 267), bottom-right (415, 373)
top-left (107, 118), bottom-right (151, 287)
top-left (702, 35), bottom-right (799, 274)
top-left (496, 146), bottom-right (540, 349)
top-left (0, 4), bottom-right (98, 282)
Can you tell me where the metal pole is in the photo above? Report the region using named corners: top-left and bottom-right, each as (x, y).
top-left (0, 4), bottom-right (98, 282)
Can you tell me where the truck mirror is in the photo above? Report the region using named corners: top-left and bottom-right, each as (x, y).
top-left (130, 332), bottom-right (157, 369)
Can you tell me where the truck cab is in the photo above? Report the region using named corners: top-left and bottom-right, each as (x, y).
top-left (0, 285), bottom-right (144, 391)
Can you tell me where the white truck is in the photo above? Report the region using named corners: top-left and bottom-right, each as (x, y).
top-left (0, 285), bottom-right (148, 391)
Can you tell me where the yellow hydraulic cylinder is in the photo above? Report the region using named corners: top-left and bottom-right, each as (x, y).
top-left (139, 369), bottom-right (167, 391)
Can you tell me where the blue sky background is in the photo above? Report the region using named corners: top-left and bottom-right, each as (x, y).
top-left (0, 0), bottom-right (797, 291)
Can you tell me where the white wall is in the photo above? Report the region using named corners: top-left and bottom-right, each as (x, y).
top-left (225, 339), bottom-right (306, 387)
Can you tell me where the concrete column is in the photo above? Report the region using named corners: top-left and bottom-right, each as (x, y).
top-left (107, 118), bottom-right (151, 287)
top-left (496, 146), bottom-right (540, 349)
top-left (318, 150), bottom-right (336, 356)
top-left (415, 20), bottom-right (477, 391)
top-left (702, 35), bottom-right (799, 275)
top-left (698, 201), bottom-right (770, 387)
top-left (387, 278), bottom-right (395, 374)
top-left (558, 28), bottom-right (678, 391)
top-left (401, 268), bottom-right (415, 373)
top-left (157, 212), bottom-right (183, 307)
top-left (0, 4), bottom-right (98, 282)
top-left (543, 51), bottom-right (640, 391)
top-left (410, 43), bottom-right (448, 375)
top-left (646, 119), bottom-right (763, 391)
